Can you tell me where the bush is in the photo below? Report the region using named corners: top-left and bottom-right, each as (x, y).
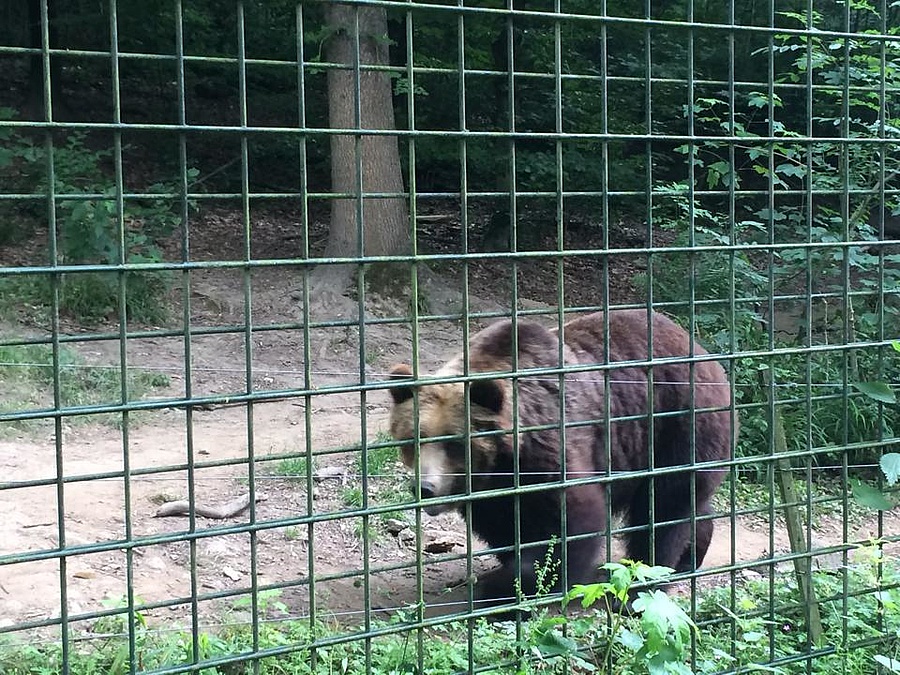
top-left (0, 109), bottom-right (197, 325)
top-left (641, 5), bottom-right (900, 474)
top-left (643, 187), bottom-right (899, 473)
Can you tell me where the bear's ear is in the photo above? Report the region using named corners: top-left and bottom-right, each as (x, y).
top-left (469, 378), bottom-right (504, 414)
top-left (388, 364), bottom-right (414, 404)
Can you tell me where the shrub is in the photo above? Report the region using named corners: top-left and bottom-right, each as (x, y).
top-left (641, 5), bottom-right (900, 474)
top-left (0, 109), bottom-right (198, 325)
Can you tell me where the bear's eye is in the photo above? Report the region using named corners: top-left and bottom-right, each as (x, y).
top-left (444, 440), bottom-right (467, 457)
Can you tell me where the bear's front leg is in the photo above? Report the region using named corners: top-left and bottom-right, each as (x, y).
top-left (473, 559), bottom-right (541, 621)
top-left (476, 536), bottom-right (602, 608)
top-left (475, 564), bottom-right (521, 606)
top-left (474, 547), bottom-right (545, 609)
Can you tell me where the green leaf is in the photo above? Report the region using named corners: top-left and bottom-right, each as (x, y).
top-left (775, 163), bottom-right (806, 178)
top-left (851, 479), bottom-right (895, 511)
top-left (852, 381), bottom-right (896, 404)
top-left (633, 564), bottom-right (676, 583)
top-left (709, 161), bottom-right (731, 175)
top-left (535, 628), bottom-right (579, 657)
top-left (616, 627), bottom-right (644, 652)
top-left (634, 590), bottom-right (696, 647)
top-left (880, 453), bottom-right (900, 486)
top-left (609, 565), bottom-right (633, 598)
top-left (748, 92), bottom-right (772, 108)
top-left (567, 582), bottom-right (612, 609)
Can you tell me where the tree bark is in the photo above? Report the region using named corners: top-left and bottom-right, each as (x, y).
top-left (315, 3), bottom-right (410, 295)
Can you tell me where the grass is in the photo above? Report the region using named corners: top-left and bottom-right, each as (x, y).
top-left (0, 611), bottom-right (520, 675)
top-left (342, 486), bottom-right (364, 508)
top-left (356, 431), bottom-right (415, 532)
top-left (273, 455), bottom-right (315, 479)
top-left (363, 432), bottom-right (408, 504)
top-left (692, 543), bottom-right (900, 674)
top-left (360, 430), bottom-right (402, 479)
top-left (0, 341), bottom-right (170, 432)
top-left (0, 271), bottom-right (174, 327)
top-left (1, 551), bottom-right (897, 675)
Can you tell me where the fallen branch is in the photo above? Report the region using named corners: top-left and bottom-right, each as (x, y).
top-left (154, 493), bottom-right (267, 519)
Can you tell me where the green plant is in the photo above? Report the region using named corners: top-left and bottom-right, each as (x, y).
top-left (273, 455), bottom-right (314, 479)
top-left (637, 182), bottom-right (769, 354)
top-left (642, 2), bottom-right (900, 478)
top-left (360, 431), bottom-right (401, 479)
top-left (532, 539), bottom-right (561, 598)
top-left (520, 560), bottom-right (696, 674)
top-left (342, 486), bottom-right (364, 508)
top-left (848, 448), bottom-right (900, 511)
top-left (648, 188), bottom-right (900, 476)
top-left (0, 116), bottom-right (198, 324)
top-left (694, 544), bottom-right (900, 674)
top-left (231, 589), bottom-right (288, 617)
top-left (833, 340), bottom-right (900, 510)
top-left (2, 553), bottom-right (897, 675)
top-left (0, 341), bottom-right (169, 431)
top-left (92, 596), bottom-right (149, 636)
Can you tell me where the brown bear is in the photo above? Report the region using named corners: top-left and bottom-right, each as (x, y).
top-left (387, 309), bottom-right (736, 606)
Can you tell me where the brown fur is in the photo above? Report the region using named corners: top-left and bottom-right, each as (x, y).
top-left (388, 310), bottom-right (736, 605)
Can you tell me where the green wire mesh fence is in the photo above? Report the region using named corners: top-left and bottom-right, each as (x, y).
top-left (1, 1), bottom-right (899, 673)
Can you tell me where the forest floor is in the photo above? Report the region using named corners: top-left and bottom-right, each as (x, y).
top-left (1, 199), bottom-right (897, 635)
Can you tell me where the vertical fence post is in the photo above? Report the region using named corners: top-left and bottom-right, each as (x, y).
top-left (761, 367), bottom-right (823, 643)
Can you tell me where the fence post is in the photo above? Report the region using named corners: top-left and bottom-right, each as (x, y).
top-left (761, 367), bottom-right (824, 643)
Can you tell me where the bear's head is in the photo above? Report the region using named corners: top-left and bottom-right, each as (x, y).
top-left (385, 319), bottom-right (569, 515)
top-left (386, 364), bottom-right (510, 515)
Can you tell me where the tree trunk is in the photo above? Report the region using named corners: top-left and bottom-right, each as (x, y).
top-left (315, 3), bottom-right (410, 296)
top-left (24, 0), bottom-right (65, 121)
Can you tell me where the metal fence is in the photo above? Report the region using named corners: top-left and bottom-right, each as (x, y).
top-left (1, 1), bottom-right (899, 673)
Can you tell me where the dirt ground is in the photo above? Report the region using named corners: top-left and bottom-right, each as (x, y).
top-left (1, 208), bottom-right (898, 637)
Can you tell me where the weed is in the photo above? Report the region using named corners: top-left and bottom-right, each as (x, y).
top-left (538, 560), bottom-right (697, 674)
top-left (377, 482), bottom-right (414, 510)
top-left (694, 543), bottom-right (900, 674)
top-left (0, 341), bottom-right (169, 431)
top-left (359, 430), bottom-right (401, 479)
top-left (352, 518), bottom-right (376, 541)
top-left (0, 116), bottom-right (198, 325)
top-left (515, 537), bottom-right (561, 604)
top-left (231, 589), bottom-right (288, 618)
top-left (355, 432), bottom-right (415, 533)
top-left (640, 9), bottom-right (900, 476)
top-left (1, 556), bottom-right (896, 674)
top-left (720, 474), bottom-right (861, 529)
top-left (645, 185), bottom-right (900, 474)
top-left (342, 486), bottom-right (364, 508)
top-left (273, 455), bottom-right (315, 479)
top-left (92, 596), bottom-right (149, 636)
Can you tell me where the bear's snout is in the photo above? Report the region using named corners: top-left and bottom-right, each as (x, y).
top-left (415, 479), bottom-right (437, 500)
top-left (411, 478), bottom-right (455, 515)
